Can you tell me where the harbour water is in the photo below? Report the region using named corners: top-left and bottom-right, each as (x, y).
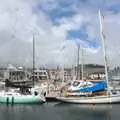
top-left (0, 103), bottom-right (120, 120)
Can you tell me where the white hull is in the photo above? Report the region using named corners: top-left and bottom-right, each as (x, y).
top-left (56, 95), bottom-right (120, 104)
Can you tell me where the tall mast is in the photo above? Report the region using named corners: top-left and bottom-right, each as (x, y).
top-left (77, 45), bottom-right (80, 80)
top-left (72, 43), bottom-right (77, 80)
top-left (98, 10), bottom-right (109, 95)
top-left (81, 48), bottom-right (84, 80)
top-left (61, 66), bottom-right (64, 86)
top-left (61, 50), bottom-right (65, 86)
top-left (32, 35), bottom-right (35, 87)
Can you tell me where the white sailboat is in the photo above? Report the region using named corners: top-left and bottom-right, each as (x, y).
top-left (56, 94), bottom-right (120, 104)
top-left (55, 10), bottom-right (120, 104)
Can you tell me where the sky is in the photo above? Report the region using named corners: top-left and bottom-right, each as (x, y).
top-left (0, 0), bottom-right (120, 68)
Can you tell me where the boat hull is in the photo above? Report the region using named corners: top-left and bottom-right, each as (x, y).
top-left (56, 95), bottom-right (120, 104)
top-left (0, 95), bottom-right (45, 104)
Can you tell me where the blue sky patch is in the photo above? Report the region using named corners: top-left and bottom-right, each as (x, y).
top-left (67, 29), bottom-right (100, 49)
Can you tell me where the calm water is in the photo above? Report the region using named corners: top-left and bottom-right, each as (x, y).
top-left (0, 102), bottom-right (120, 120)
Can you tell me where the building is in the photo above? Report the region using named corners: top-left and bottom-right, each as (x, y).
top-left (75, 64), bottom-right (105, 80)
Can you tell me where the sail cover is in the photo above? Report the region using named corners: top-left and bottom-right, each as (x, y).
top-left (79, 81), bottom-right (107, 93)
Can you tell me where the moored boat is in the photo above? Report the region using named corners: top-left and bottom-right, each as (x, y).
top-left (55, 10), bottom-right (120, 104)
top-left (56, 94), bottom-right (120, 104)
top-left (0, 88), bottom-right (46, 104)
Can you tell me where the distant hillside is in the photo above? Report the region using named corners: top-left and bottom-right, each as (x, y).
top-left (75, 64), bottom-right (105, 68)
top-left (84, 64), bottom-right (105, 68)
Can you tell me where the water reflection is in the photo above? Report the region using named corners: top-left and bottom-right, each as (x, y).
top-left (55, 103), bottom-right (112, 120)
top-left (0, 103), bottom-right (119, 120)
top-left (0, 104), bottom-right (45, 120)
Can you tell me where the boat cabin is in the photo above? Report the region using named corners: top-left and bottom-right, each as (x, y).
top-left (68, 80), bottom-right (93, 92)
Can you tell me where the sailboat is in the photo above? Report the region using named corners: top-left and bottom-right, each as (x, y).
top-left (0, 35), bottom-right (46, 104)
top-left (0, 87), bottom-right (45, 104)
top-left (55, 10), bottom-right (120, 104)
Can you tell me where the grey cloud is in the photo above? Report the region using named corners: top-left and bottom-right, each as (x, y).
top-left (0, 0), bottom-right (119, 69)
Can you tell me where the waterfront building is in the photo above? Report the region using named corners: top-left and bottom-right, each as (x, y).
top-left (75, 64), bottom-right (105, 80)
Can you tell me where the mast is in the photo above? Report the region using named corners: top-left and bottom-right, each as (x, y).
top-left (76, 45), bottom-right (84, 80)
top-left (61, 40), bottom-right (66, 86)
top-left (77, 45), bottom-right (80, 80)
top-left (61, 66), bottom-right (64, 86)
top-left (72, 43), bottom-right (77, 81)
top-left (32, 35), bottom-right (35, 87)
top-left (98, 10), bottom-right (109, 95)
top-left (61, 51), bottom-right (64, 86)
top-left (81, 48), bottom-right (84, 80)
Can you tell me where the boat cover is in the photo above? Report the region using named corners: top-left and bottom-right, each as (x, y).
top-left (79, 81), bottom-right (107, 93)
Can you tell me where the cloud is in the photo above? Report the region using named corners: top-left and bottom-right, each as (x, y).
top-left (0, 0), bottom-right (119, 68)
top-left (0, 0), bottom-right (56, 67)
